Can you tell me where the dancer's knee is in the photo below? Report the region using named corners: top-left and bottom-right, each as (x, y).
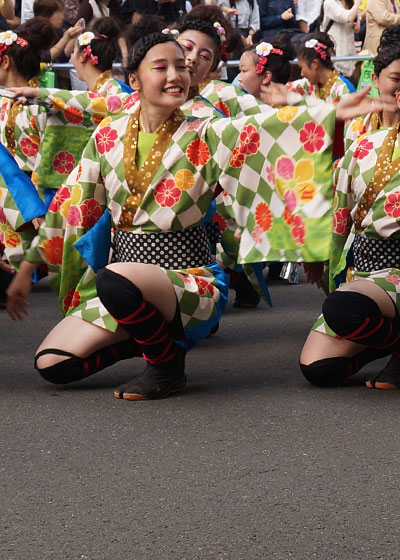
top-left (322, 291), bottom-right (381, 337)
top-left (96, 267), bottom-right (142, 309)
top-left (34, 349), bottom-right (84, 384)
top-left (299, 357), bottom-right (351, 387)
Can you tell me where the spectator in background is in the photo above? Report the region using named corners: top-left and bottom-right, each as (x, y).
top-left (258, 0), bottom-right (301, 42)
top-left (364, 0), bottom-right (400, 54)
top-left (76, 0), bottom-right (121, 26)
top-left (216, 0), bottom-right (260, 46)
top-left (121, 0), bottom-right (186, 26)
top-left (322, 0), bottom-right (362, 79)
top-left (296, 0), bottom-right (323, 32)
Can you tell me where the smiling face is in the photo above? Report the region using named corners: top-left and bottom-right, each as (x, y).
top-left (129, 41), bottom-right (190, 113)
top-left (374, 59), bottom-right (400, 98)
top-left (298, 56), bottom-right (319, 85)
top-left (178, 29), bottom-right (217, 86)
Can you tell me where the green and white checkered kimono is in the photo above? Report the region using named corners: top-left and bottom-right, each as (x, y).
top-left (313, 127), bottom-right (400, 338)
top-left (25, 101), bottom-right (336, 348)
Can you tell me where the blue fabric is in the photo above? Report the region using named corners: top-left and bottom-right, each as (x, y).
top-left (198, 94), bottom-right (228, 118)
top-left (0, 143), bottom-right (47, 222)
top-left (114, 79), bottom-right (133, 94)
top-left (44, 188), bottom-right (58, 209)
top-left (339, 75), bottom-right (356, 93)
top-left (258, 0), bottom-right (297, 30)
top-left (334, 241), bottom-right (354, 289)
top-left (73, 210), bottom-right (111, 273)
top-left (202, 199), bottom-right (217, 224)
top-left (176, 261), bottom-right (229, 350)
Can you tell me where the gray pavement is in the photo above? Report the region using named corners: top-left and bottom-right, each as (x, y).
top-left (1, 277), bottom-right (400, 560)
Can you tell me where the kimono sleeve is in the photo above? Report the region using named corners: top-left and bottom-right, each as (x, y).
top-left (204, 100), bottom-right (337, 264)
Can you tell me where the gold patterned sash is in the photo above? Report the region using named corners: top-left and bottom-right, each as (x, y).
top-left (93, 70), bottom-right (113, 92)
top-left (354, 125), bottom-right (400, 232)
top-left (316, 69), bottom-right (340, 101)
top-left (119, 107), bottom-right (186, 229)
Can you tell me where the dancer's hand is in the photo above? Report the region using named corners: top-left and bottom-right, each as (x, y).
top-left (6, 261), bottom-right (35, 320)
top-left (32, 217), bottom-right (44, 230)
top-left (335, 87), bottom-right (397, 121)
top-left (0, 258), bottom-right (14, 274)
top-left (6, 87), bottom-right (39, 104)
top-left (303, 262), bottom-right (324, 289)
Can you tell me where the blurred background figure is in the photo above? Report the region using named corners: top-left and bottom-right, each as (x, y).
top-left (216, 0), bottom-right (260, 46)
top-left (364, 0), bottom-right (400, 54)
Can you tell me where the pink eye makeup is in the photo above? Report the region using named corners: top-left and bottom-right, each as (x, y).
top-left (179, 40), bottom-right (193, 50)
top-left (387, 73), bottom-right (400, 82)
top-left (200, 50), bottom-right (211, 60)
top-left (149, 62), bottom-right (166, 70)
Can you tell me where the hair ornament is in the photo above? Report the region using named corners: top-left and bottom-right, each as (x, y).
top-left (0, 31), bottom-right (28, 63)
top-left (213, 22), bottom-right (226, 43)
top-left (254, 42), bottom-right (284, 74)
top-left (83, 45), bottom-right (98, 66)
top-left (305, 38), bottom-right (328, 60)
top-left (162, 28), bottom-right (179, 38)
top-left (78, 32), bottom-right (95, 46)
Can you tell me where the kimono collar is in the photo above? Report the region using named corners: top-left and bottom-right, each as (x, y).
top-left (93, 70), bottom-right (113, 92)
top-left (316, 69), bottom-right (340, 101)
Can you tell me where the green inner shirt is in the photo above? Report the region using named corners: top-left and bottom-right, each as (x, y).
top-left (136, 131), bottom-right (158, 169)
top-left (392, 145), bottom-right (400, 162)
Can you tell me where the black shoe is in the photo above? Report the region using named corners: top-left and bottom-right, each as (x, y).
top-left (114, 344), bottom-right (187, 400)
top-left (0, 266), bottom-right (13, 308)
top-left (233, 271), bottom-right (260, 308)
top-left (206, 322), bottom-right (220, 337)
top-left (366, 354), bottom-right (400, 390)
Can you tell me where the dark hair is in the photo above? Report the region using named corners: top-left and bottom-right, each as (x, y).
top-left (77, 17), bottom-right (119, 72)
top-left (126, 32), bottom-right (183, 73)
top-left (183, 5), bottom-right (237, 54)
top-left (374, 43), bottom-right (400, 77)
top-left (378, 24), bottom-right (400, 51)
top-left (297, 32), bottom-right (334, 69)
top-left (247, 33), bottom-right (295, 84)
top-left (33, 0), bottom-right (63, 18)
top-left (124, 15), bottom-right (165, 52)
top-left (4, 17), bottom-right (57, 80)
top-left (177, 17), bottom-right (222, 72)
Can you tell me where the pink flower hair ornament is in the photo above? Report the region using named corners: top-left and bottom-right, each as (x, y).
top-left (0, 31), bottom-right (28, 63)
top-left (213, 22), bottom-right (226, 43)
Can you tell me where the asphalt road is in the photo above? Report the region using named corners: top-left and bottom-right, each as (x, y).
top-left (1, 276), bottom-right (400, 560)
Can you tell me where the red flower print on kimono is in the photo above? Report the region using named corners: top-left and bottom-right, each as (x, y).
top-left (229, 147), bottom-right (245, 168)
top-left (333, 208), bottom-right (351, 235)
top-left (64, 107), bottom-right (84, 124)
top-left (106, 95), bottom-right (123, 113)
top-left (255, 202), bottom-right (273, 232)
top-left (214, 101), bottom-right (230, 117)
top-left (63, 287), bottom-right (81, 312)
top-left (384, 191), bottom-right (400, 219)
top-left (211, 212), bottom-right (227, 232)
top-left (20, 137), bottom-right (39, 157)
top-left (154, 179), bottom-right (182, 207)
top-left (299, 122), bottom-right (325, 153)
top-left (354, 137), bottom-right (374, 160)
top-left (239, 125), bottom-right (260, 155)
top-left (291, 215), bottom-right (305, 245)
top-left (42, 236), bottom-right (64, 265)
top-left (123, 92), bottom-right (140, 110)
top-left (96, 126), bottom-right (118, 154)
top-left (194, 276), bottom-right (215, 296)
top-left (48, 186), bottom-right (71, 213)
top-left (53, 151), bottom-right (75, 175)
top-left (0, 101), bottom-right (7, 121)
top-left (80, 199), bottom-right (102, 228)
top-left (30, 115), bottom-right (38, 131)
top-left (186, 139), bottom-right (210, 166)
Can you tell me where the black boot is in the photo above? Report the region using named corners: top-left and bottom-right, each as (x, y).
top-left (114, 343), bottom-right (187, 400)
top-left (366, 354), bottom-right (400, 390)
top-left (0, 266), bottom-right (14, 308)
top-left (233, 271), bottom-right (260, 308)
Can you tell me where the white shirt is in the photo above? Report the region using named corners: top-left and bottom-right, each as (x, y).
top-left (322, 0), bottom-right (356, 77)
top-left (216, 0), bottom-right (260, 32)
top-left (296, 0), bottom-right (323, 24)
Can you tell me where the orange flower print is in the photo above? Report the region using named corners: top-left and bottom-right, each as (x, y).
top-left (49, 186), bottom-right (71, 213)
top-left (53, 151), bottom-right (75, 175)
top-left (80, 199), bottom-right (102, 228)
top-left (290, 215), bottom-right (305, 245)
top-left (63, 287), bottom-right (81, 312)
top-left (384, 191), bottom-right (400, 219)
top-left (239, 125), bottom-right (260, 155)
top-left (194, 276), bottom-right (215, 296)
top-left (255, 202), bottom-right (273, 232)
top-left (186, 139), bottom-right (210, 166)
top-left (154, 179), bottom-right (181, 207)
top-left (333, 208), bottom-right (351, 235)
top-left (277, 106), bottom-right (299, 122)
top-left (64, 107), bottom-right (84, 124)
top-left (20, 137), bottom-right (39, 157)
top-left (299, 122), bottom-right (325, 153)
top-left (42, 236), bottom-right (64, 265)
top-left (229, 147), bottom-right (245, 168)
top-left (214, 101), bottom-right (230, 117)
top-left (275, 157), bottom-right (316, 206)
top-left (351, 117), bottom-right (364, 133)
top-left (283, 206), bottom-right (294, 226)
top-left (211, 212), bottom-right (227, 232)
top-left (31, 172), bottom-right (39, 187)
top-left (175, 169), bottom-right (195, 190)
top-left (0, 209), bottom-right (21, 249)
top-left (96, 126), bottom-right (118, 154)
top-left (30, 115), bottom-right (38, 131)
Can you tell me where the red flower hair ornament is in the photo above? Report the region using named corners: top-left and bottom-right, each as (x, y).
top-left (254, 42), bottom-right (284, 75)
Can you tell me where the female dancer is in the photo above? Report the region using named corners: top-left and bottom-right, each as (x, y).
top-left (8, 33), bottom-right (380, 401)
top-left (300, 86), bottom-right (400, 390)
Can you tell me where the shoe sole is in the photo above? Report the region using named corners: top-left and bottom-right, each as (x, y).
top-left (114, 384), bottom-right (186, 401)
top-left (366, 380), bottom-right (399, 390)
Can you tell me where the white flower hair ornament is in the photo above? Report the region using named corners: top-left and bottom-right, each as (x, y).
top-left (0, 31), bottom-right (28, 62)
top-left (305, 39), bottom-right (318, 49)
top-left (213, 22), bottom-right (226, 42)
top-left (255, 42), bottom-right (273, 57)
top-left (162, 28), bottom-right (179, 38)
top-left (78, 32), bottom-right (95, 46)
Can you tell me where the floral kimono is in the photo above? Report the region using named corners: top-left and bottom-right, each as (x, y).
top-left (313, 125), bottom-right (400, 337)
top-left (0, 71), bottom-right (126, 265)
top-left (25, 101), bottom-right (336, 348)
